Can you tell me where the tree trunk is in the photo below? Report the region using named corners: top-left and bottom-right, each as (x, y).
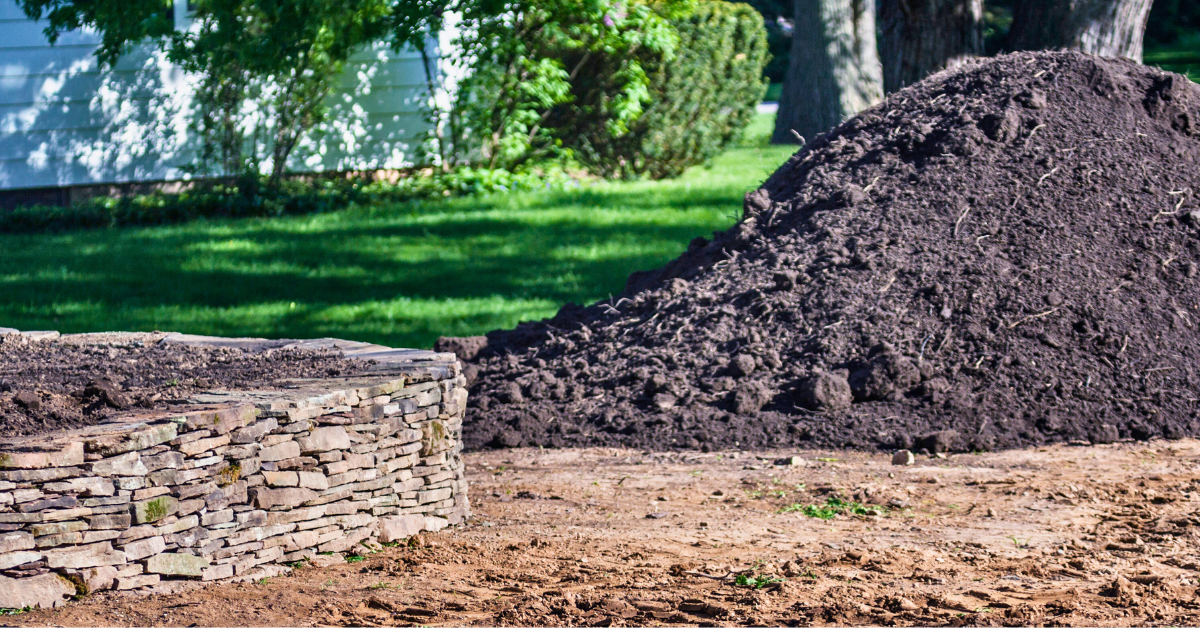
top-left (1006, 0), bottom-right (1154, 62)
top-left (878, 0), bottom-right (983, 94)
top-left (771, 0), bottom-right (883, 144)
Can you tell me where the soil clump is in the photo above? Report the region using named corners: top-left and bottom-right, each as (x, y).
top-left (462, 51), bottom-right (1200, 453)
top-left (0, 334), bottom-right (366, 438)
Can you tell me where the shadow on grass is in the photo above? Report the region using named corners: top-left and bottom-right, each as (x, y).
top-left (0, 208), bottom-right (729, 347)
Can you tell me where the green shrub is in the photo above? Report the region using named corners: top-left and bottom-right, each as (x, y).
top-left (559, 0), bottom-right (769, 179)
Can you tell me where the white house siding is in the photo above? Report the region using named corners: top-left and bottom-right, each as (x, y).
top-left (0, 0), bottom-right (432, 191)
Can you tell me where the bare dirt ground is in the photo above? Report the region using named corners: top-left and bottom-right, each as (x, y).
top-left (10, 440), bottom-right (1200, 627)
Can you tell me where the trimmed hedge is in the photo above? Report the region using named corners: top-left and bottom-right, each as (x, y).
top-left (559, 0), bottom-right (769, 179)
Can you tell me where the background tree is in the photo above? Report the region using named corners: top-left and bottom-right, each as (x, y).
top-left (878, 0), bottom-right (983, 93)
top-left (771, 0), bottom-right (882, 144)
top-left (735, 0), bottom-right (793, 83)
top-left (1005, 0), bottom-right (1154, 61)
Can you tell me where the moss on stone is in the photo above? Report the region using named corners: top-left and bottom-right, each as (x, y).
top-left (216, 462), bottom-right (241, 487)
top-left (144, 497), bottom-right (170, 522)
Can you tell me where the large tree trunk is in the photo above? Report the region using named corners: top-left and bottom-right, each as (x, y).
top-left (771, 0), bottom-right (883, 144)
top-left (1006, 0), bottom-right (1154, 62)
top-left (878, 0), bottom-right (983, 94)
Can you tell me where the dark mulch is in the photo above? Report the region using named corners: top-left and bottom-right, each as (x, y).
top-left (459, 51), bottom-right (1200, 453)
top-left (0, 336), bottom-right (367, 439)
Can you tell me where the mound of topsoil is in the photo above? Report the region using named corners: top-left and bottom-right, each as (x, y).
top-left (0, 335), bottom-right (366, 439)
top-left (458, 51), bottom-right (1200, 454)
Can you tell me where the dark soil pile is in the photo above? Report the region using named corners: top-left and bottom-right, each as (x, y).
top-left (460, 51), bottom-right (1200, 453)
top-left (0, 335), bottom-right (366, 438)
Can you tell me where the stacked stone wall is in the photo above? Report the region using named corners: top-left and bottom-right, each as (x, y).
top-left (0, 334), bottom-right (467, 610)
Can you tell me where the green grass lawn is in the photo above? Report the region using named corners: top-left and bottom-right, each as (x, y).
top-left (1146, 33), bottom-right (1200, 81)
top-left (0, 114), bottom-right (794, 349)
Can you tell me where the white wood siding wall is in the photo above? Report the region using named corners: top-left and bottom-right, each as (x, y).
top-left (0, 0), bottom-right (432, 190)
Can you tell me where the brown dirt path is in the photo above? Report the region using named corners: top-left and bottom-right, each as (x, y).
top-left (10, 441), bottom-right (1200, 626)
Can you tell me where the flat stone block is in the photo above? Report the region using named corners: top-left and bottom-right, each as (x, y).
top-left (178, 434), bottom-right (230, 457)
top-left (91, 452), bottom-right (148, 477)
top-left (297, 471), bottom-right (328, 490)
top-left (297, 426), bottom-right (351, 453)
top-left (418, 487), bottom-right (453, 505)
top-left (379, 514), bottom-right (424, 543)
top-left (80, 565), bottom-right (118, 593)
top-left (0, 467), bottom-right (82, 483)
top-left (0, 550), bottom-right (43, 570)
top-left (45, 542), bottom-right (128, 569)
top-left (42, 477), bottom-right (115, 497)
top-left (259, 441), bottom-right (301, 463)
top-left (35, 532), bottom-right (82, 548)
top-left (0, 573), bottom-right (76, 609)
top-left (88, 513), bottom-right (132, 530)
top-left (263, 471), bottom-right (299, 487)
top-left (201, 563), bottom-right (235, 581)
top-left (115, 574), bottom-right (160, 590)
top-left (251, 487), bottom-right (317, 510)
top-left (87, 423), bottom-right (178, 457)
top-left (0, 531), bottom-right (34, 553)
top-left (145, 552), bottom-right (210, 577)
top-left (122, 535), bottom-right (166, 561)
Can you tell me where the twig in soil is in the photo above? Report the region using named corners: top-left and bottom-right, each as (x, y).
top-left (1007, 308), bottom-right (1059, 329)
top-left (1024, 124), bottom-right (1046, 146)
top-left (1037, 167), bottom-right (1060, 187)
top-left (936, 328), bottom-right (952, 353)
top-left (1168, 189), bottom-right (1189, 214)
top-left (975, 234), bottom-right (991, 253)
top-left (918, 334), bottom-right (934, 363)
top-left (1118, 335), bottom-right (1129, 355)
top-left (685, 570), bottom-right (734, 581)
top-left (863, 176), bottom-right (882, 193)
top-left (879, 274), bottom-right (896, 293)
top-left (953, 206), bottom-right (972, 236)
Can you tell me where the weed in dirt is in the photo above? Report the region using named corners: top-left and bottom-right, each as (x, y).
top-left (369, 582), bottom-right (392, 590)
top-left (780, 496), bottom-right (881, 519)
top-left (734, 573), bottom-right (787, 589)
top-left (346, 555), bottom-right (366, 563)
top-left (255, 577), bottom-right (271, 585)
top-left (0, 608), bottom-right (32, 616)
